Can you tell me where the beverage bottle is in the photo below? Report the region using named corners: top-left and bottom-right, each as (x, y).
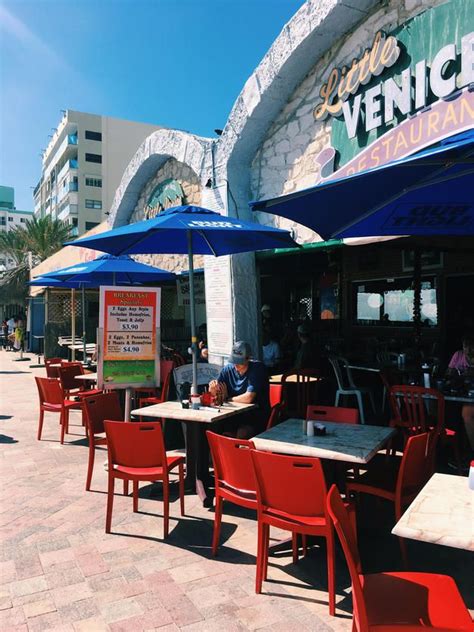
top-left (469, 461), bottom-right (474, 491)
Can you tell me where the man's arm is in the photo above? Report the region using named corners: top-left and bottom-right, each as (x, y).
top-left (229, 391), bottom-right (257, 404)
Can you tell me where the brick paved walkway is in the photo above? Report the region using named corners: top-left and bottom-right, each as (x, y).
top-left (1, 351), bottom-right (472, 631)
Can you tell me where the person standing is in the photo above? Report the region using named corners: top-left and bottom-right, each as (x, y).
top-left (446, 333), bottom-right (474, 455)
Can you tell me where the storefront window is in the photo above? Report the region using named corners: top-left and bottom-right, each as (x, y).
top-left (353, 277), bottom-right (438, 326)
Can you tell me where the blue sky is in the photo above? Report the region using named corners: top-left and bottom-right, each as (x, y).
top-left (0, 0), bottom-right (303, 212)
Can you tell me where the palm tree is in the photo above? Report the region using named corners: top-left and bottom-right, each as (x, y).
top-left (0, 216), bottom-right (72, 304)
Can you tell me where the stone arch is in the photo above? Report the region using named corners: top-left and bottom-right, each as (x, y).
top-left (108, 128), bottom-right (212, 228)
top-left (215, 0), bottom-right (379, 216)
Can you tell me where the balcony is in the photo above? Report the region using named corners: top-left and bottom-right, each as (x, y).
top-left (57, 158), bottom-right (78, 183)
top-left (70, 226), bottom-right (79, 237)
top-left (68, 134), bottom-right (78, 145)
top-left (58, 203), bottom-right (78, 222)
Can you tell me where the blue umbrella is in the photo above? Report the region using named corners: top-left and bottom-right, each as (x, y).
top-left (31, 256), bottom-right (175, 363)
top-left (65, 205), bottom-right (298, 396)
top-left (38, 253), bottom-right (175, 285)
top-left (250, 130), bottom-right (474, 239)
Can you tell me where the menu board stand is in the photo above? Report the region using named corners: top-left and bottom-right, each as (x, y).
top-left (97, 286), bottom-right (161, 420)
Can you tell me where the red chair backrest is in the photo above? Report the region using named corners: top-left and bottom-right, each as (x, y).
top-left (35, 376), bottom-right (64, 406)
top-left (327, 485), bottom-right (367, 631)
top-left (45, 358), bottom-right (63, 378)
top-left (251, 450), bottom-right (327, 517)
top-left (83, 392), bottom-right (123, 435)
top-left (161, 368), bottom-right (172, 402)
top-left (282, 368), bottom-right (320, 417)
top-left (306, 405), bottom-right (359, 424)
top-left (269, 384), bottom-right (283, 407)
top-left (58, 363), bottom-right (84, 391)
top-left (160, 359), bottom-right (174, 385)
top-left (207, 431), bottom-right (256, 495)
top-left (396, 432), bottom-right (433, 499)
top-left (266, 403), bottom-right (284, 430)
top-left (104, 420), bottom-right (166, 469)
top-left (389, 385), bottom-right (445, 435)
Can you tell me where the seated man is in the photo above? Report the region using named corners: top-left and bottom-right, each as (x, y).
top-left (209, 341), bottom-right (269, 438)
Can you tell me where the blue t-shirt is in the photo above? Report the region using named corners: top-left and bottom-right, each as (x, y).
top-left (218, 360), bottom-right (269, 413)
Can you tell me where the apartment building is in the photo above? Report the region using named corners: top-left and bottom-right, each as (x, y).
top-left (0, 186), bottom-right (33, 272)
top-left (33, 110), bottom-right (160, 236)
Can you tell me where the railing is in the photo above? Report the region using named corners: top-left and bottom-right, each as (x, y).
top-left (68, 134), bottom-right (78, 145)
top-left (68, 182), bottom-right (78, 192)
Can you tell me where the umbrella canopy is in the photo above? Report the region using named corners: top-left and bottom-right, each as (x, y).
top-left (64, 206), bottom-right (298, 255)
top-left (65, 205), bottom-right (298, 397)
top-left (37, 253), bottom-right (175, 284)
top-left (250, 130), bottom-right (474, 240)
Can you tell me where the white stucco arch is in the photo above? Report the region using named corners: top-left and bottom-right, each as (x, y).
top-left (215, 0), bottom-right (379, 216)
top-left (108, 128), bottom-right (213, 227)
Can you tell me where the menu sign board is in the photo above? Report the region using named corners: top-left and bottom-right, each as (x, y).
top-left (98, 286), bottom-right (160, 389)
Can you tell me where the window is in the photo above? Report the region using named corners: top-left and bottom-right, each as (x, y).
top-left (72, 218), bottom-right (78, 227)
top-left (0, 259), bottom-right (5, 266)
top-left (8, 216), bottom-right (13, 221)
top-left (20, 218), bottom-right (26, 223)
top-left (353, 277), bottom-right (438, 327)
top-left (85, 177), bottom-right (102, 188)
top-left (85, 153), bottom-right (102, 164)
top-left (0, 217), bottom-right (6, 225)
top-left (85, 130), bottom-right (102, 141)
top-left (85, 199), bottom-right (102, 209)
top-left (85, 221), bottom-right (100, 231)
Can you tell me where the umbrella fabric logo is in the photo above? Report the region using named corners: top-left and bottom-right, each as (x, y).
top-left (384, 203), bottom-right (473, 229)
top-left (188, 220), bottom-right (243, 228)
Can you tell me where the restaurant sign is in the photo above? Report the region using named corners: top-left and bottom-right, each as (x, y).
top-left (315, 29), bottom-right (474, 139)
top-left (98, 286), bottom-right (161, 389)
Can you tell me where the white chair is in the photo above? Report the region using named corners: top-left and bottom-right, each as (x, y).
top-left (329, 355), bottom-right (376, 424)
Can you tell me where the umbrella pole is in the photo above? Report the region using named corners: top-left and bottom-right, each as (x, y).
top-left (413, 248), bottom-right (422, 362)
top-left (82, 286), bottom-right (87, 363)
top-left (187, 230), bottom-right (198, 396)
top-left (71, 289), bottom-right (76, 362)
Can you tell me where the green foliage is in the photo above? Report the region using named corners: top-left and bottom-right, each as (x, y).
top-left (0, 216), bottom-right (72, 305)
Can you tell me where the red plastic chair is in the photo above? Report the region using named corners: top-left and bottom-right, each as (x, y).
top-left (346, 432), bottom-right (435, 564)
top-left (265, 403), bottom-right (284, 430)
top-left (207, 431), bottom-right (257, 555)
top-left (327, 484), bottom-right (472, 629)
top-left (138, 366), bottom-right (173, 408)
top-left (282, 368), bottom-right (320, 418)
top-left (269, 383), bottom-right (282, 408)
top-left (82, 392), bottom-right (123, 491)
top-left (58, 363), bottom-right (101, 399)
top-left (133, 359), bottom-right (174, 403)
top-left (104, 420), bottom-right (185, 538)
top-left (35, 376), bottom-right (82, 443)
top-left (306, 405), bottom-right (359, 424)
top-left (45, 357), bottom-right (64, 378)
top-left (250, 450), bottom-right (355, 616)
top-left (389, 385), bottom-right (461, 472)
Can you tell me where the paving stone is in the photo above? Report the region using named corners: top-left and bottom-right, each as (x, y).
top-left (57, 597), bottom-right (100, 623)
top-left (22, 596), bottom-right (57, 619)
top-left (100, 596), bottom-right (144, 624)
top-left (8, 575), bottom-right (48, 598)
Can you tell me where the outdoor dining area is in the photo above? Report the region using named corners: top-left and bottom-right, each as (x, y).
top-left (20, 129), bottom-right (474, 629)
top-left (30, 349), bottom-right (474, 628)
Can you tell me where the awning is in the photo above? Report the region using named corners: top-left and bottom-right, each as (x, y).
top-left (250, 130), bottom-right (474, 240)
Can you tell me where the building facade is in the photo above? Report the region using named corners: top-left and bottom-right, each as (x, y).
top-left (0, 185), bottom-right (33, 272)
top-left (33, 110), bottom-right (161, 236)
top-left (33, 0), bottom-right (474, 364)
top-left (105, 0), bottom-right (473, 365)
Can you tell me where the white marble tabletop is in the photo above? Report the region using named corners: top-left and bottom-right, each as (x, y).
top-left (392, 473), bottom-right (474, 551)
top-left (269, 374), bottom-right (321, 384)
top-left (75, 373), bottom-right (97, 381)
top-left (253, 418), bottom-right (395, 464)
top-left (131, 400), bottom-right (256, 424)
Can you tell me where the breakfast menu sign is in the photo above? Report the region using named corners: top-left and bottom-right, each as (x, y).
top-left (98, 286), bottom-right (161, 389)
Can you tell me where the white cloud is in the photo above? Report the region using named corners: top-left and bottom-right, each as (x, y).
top-left (0, 4), bottom-right (72, 71)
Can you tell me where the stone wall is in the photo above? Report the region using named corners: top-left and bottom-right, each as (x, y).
top-left (129, 158), bottom-right (204, 273)
top-left (250, 0), bottom-right (449, 244)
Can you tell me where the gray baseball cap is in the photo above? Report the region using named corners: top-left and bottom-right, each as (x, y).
top-left (230, 341), bottom-right (252, 364)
